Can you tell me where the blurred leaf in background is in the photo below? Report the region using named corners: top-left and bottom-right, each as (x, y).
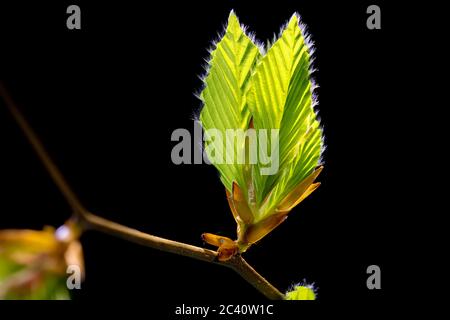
top-left (0, 224), bottom-right (83, 300)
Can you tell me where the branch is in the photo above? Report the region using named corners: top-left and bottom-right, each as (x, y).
top-left (0, 82), bottom-right (285, 300)
top-left (81, 212), bottom-right (285, 300)
top-left (0, 82), bottom-right (87, 217)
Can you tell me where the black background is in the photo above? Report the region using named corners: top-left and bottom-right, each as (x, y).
top-left (0, 0), bottom-right (418, 315)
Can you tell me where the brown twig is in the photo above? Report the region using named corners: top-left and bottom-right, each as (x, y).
top-left (81, 212), bottom-right (284, 299)
top-left (0, 82), bottom-right (285, 300)
top-left (0, 83), bottom-right (86, 217)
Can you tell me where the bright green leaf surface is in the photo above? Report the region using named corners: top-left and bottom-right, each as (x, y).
top-left (199, 11), bottom-right (262, 191)
top-left (200, 11), bottom-right (323, 224)
top-left (248, 14), bottom-right (322, 220)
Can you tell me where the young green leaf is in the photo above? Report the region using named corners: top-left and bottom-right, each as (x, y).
top-left (247, 13), bottom-right (323, 221)
top-left (285, 284), bottom-right (316, 300)
top-left (199, 12), bottom-right (324, 256)
top-left (199, 11), bottom-right (262, 191)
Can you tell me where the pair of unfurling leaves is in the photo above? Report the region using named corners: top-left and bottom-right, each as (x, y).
top-left (0, 222), bottom-right (83, 299)
top-left (200, 12), bottom-right (324, 260)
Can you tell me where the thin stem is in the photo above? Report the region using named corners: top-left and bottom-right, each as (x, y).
top-left (0, 83), bottom-right (285, 300)
top-left (0, 83), bottom-right (87, 217)
top-left (81, 212), bottom-right (285, 299)
top-left (81, 212), bottom-right (218, 263)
